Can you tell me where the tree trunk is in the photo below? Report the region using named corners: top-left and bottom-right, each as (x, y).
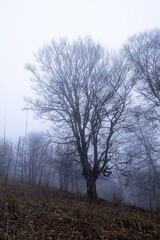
top-left (85, 173), bottom-right (98, 199)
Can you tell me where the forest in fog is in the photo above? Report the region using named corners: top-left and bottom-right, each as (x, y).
top-left (1, 29), bottom-right (160, 211)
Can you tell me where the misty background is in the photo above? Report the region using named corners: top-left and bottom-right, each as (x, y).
top-left (1, 0), bottom-right (160, 140)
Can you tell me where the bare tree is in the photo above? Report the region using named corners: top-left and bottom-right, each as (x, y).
top-left (124, 29), bottom-right (160, 106)
top-left (25, 37), bottom-right (131, 198)
top-left (0, 139), bottom-right (13, 183)
top-left (25, 132), bottom-right (52, 185)
top-left (122, 106), bottom-right (160, 210)
top-left (123, 29), bottom-right (160, 209)
top-left (14, 137), bottom-right (21, 180)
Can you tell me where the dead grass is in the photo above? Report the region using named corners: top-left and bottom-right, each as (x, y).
top-left (0, 184), bottom-right (159, 239)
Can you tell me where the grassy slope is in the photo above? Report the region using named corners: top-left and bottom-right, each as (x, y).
top-left (0, 184), bottom-right (159, 240)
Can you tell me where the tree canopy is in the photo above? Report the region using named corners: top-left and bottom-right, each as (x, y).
top-left (25, 37), bottom-right (131, 198)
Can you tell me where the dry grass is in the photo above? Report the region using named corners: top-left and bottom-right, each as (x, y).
top-left (0, 184), bottom-right (159, 240)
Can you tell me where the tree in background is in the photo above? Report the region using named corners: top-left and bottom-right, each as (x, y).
top-left (124, 29), bottom-right (160, 107)
top-left (122, 106), bottom-right (160, 210)
top-left (12, 132), bottom-right (54, 187)
top-left (26, 132), bottom-right (47, 185)
top-left (123, 29), bottom-right (160, 209)
top-left (25, 37), bottom-right (131, 198)
top-left (0, 139), bottom-right (13, 185)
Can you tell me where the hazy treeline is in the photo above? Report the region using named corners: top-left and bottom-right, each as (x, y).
top-left (1, 29), bottom-right (160, 211)
top-left (0, 133), bottom-right (85, 192)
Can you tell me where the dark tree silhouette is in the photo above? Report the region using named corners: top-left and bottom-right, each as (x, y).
top-left (25, 37), bottom-right (131, 198)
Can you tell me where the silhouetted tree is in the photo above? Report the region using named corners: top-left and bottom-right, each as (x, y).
top-left (26, 37), bottom-right (131, 198)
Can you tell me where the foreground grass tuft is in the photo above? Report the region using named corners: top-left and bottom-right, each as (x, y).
top-left (0, 184), bottom-right (159, 239)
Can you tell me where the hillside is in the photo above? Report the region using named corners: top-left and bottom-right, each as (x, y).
top-left (0, 184), bottom-right (159, 240)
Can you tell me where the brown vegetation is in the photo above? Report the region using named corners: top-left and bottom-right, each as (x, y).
top-left (0, 184), bottom-right (160, 240)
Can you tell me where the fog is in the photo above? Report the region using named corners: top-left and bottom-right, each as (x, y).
top-left (1, 0), bottom-right (160, 139)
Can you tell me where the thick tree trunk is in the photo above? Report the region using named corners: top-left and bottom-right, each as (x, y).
top-left (85, 173), bottom-right (98, 199)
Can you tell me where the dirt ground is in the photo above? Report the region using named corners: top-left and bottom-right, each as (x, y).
top-left (0, 184), bottom-right (159, 239)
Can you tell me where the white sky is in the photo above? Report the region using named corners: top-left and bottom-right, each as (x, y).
top-left (0, 0), bottom-right (160, 140)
